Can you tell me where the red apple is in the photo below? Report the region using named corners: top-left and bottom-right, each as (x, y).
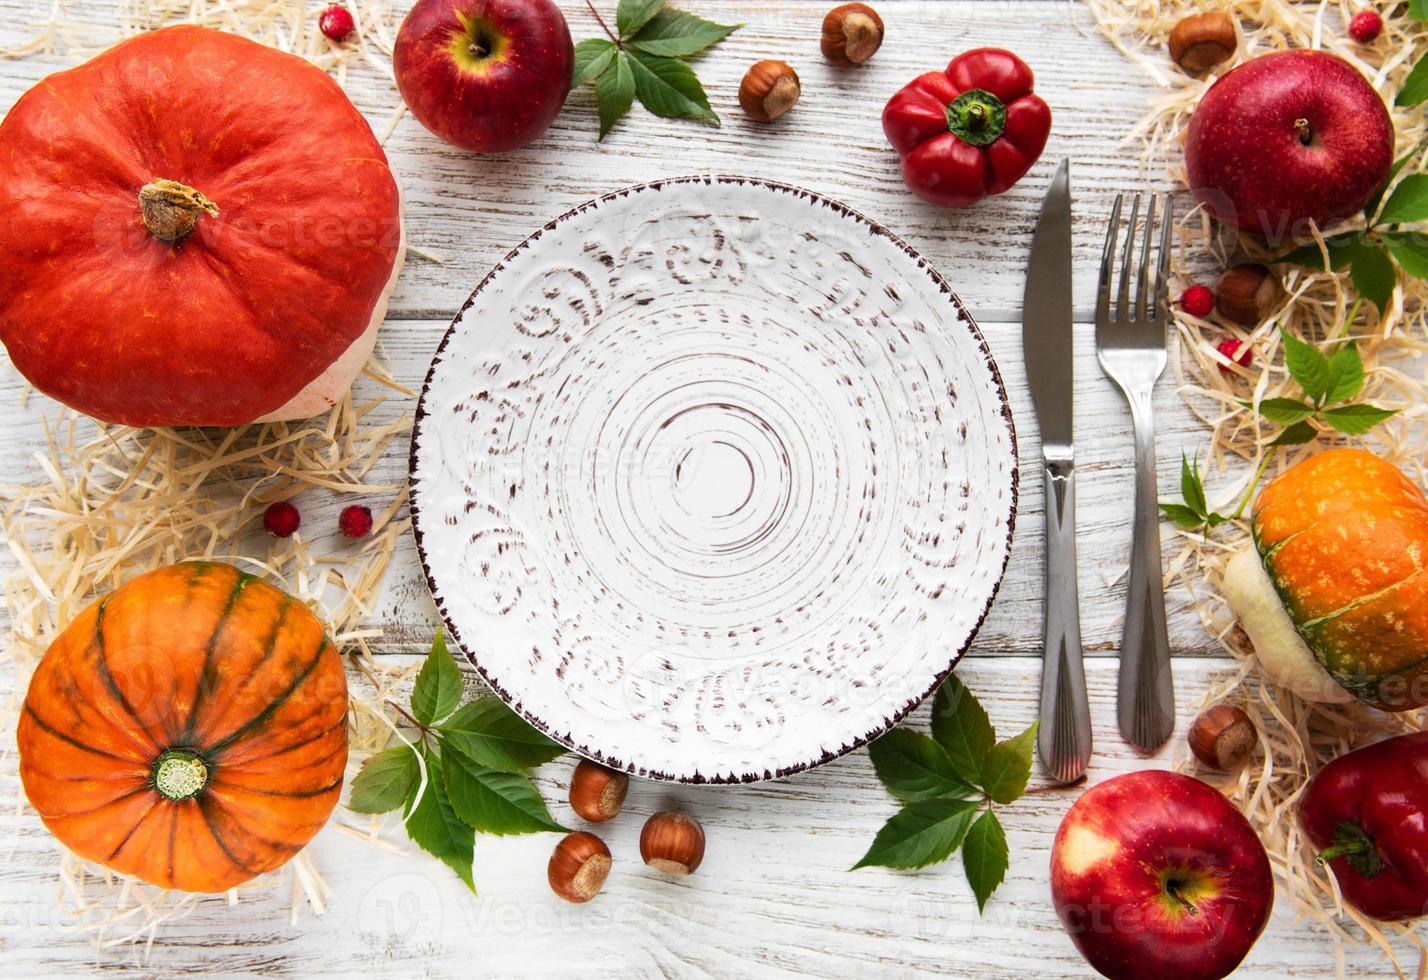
top-left (1050, 771), bottom-right (1274, 980)
top-left (394, 0), bottom-right (573, 153)
top-left (1185, 50), bottom-right (1392, 241)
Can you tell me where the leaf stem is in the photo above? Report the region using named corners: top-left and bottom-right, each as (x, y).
top-left (1230, 452), bottom-right (1275, 521)
top-left (386, 698), bottom-right (429, 735)
top-left (585, 0), bottom-right (619, 42)
top-left (1333, 297), bottom-right (1364, 342)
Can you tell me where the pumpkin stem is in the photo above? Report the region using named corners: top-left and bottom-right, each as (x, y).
top-left (139, 179), bottom-right (219, 243)
top-left (152, 749), bottom-right (208, 801)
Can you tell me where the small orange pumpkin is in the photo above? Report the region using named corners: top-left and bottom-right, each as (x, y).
top-left (18, 562), bottom-right (349, 892)
top-left (1253, 448), bottom-right (1428, 711)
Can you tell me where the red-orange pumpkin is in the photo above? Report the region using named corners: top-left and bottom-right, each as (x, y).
top-left (18, 562), bottom-right (349, 892)
top-left (0, 25), bottom-right (403, 427)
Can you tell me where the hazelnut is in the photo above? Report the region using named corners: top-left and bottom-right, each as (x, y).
top-left (739, 61), bottom-right (801, 122)
top-left (548, 831), bottom-right (611, 903)
top-left (821, 3), bottom-right (884, 67)
top-left (569, 759), bottom-right (629, 822)
top-left (1189, 704), bottom-right (1258, 770)
top-left (1168, 11), bottom-right (1237, 74)
top-left (1216, 263), bottom-right (1284, 327)
top-left (639, 809), bottom-right (705, 875)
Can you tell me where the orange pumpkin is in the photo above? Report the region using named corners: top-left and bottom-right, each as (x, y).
top-left (0, 25), bottom-right (403, 427)
top-left (1252, 448), bottom-right (1428, 711)
top-left (18, 562), bottom-right (349, 892)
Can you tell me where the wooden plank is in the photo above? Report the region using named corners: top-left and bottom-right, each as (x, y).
top-left (0, 316), bottom-right (1224, 657)
top-left (0, 657), bottom-right (1396, 977)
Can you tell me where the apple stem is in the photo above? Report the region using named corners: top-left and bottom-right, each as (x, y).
top-left (1293, 117), bottom-right (1313, 146)
top-left (1166, 879), bottom-right (1201, 917)
top-left (585, 0), bottom-right (619, 42)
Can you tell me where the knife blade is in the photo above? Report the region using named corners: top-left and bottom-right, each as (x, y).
top-left (1023, 159), bottom-right (1092, 784)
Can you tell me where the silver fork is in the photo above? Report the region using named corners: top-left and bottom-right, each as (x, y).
top-left (1096, 193), bottom-right (1176, 753)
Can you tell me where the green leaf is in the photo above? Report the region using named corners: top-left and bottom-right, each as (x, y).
top-left (626, 49), bottom-right (718, 123)
top-left (1179, 453), bottom-right (1207, 518)
top-left (1280, 327), bottom-right (1332, 403)
top-left (594, 51), bottom-right (636, 139)
top-left (979, 722), bottom-right (1038, 805)
top-left (627, 8), bottom-right (738, 57)
top-left (1323, 403), bottom-right (1400, 435)
top-left (1378, 174), bottom-right (1428, 226)
top-left (573, 38), bottom-right (617, 86)
top-left (348, 745), bottom-right (420, 814)
top-left (1279, 232), bottom-right (1359, 271)
top-left (1350, 241), bottom-right (1397, 312)
top-left (962, 809), bottom-right (1009, 914)
top-left (1272, 420), bottom-right (1319, 447)
top-left (1413, 0), bottom-right (1428, 20)
top-left (411, 631), bottom-right (463, 726)
top-left (616, 0), bottom-right (665, 37)
top-left (850, 797), bottom-right (981, 870)
top-left (1245, 397), bottom-right (1315, 426)
top-left (438, 698), bottom-right (565, 771)
top-left (442, 750), bottom-right (567, 835)
top-left (1382, 231), bottom-right (1428, 280)
top-left (1400, 53), bottom-right (1428, 108)
top-left (868, 728), bottom-right (976, 803)
top-left (1324, 344), bottom-right (1365, 405)
top-left (930, 674), bottom-right (996, 785)
top-left (404, 750), bottom-right (476, 891)
top-left (1159, 502), bottom-right (1206, 529)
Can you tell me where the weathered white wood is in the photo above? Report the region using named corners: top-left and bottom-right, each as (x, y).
top-left (0, 657), bottom-right (1397, 977)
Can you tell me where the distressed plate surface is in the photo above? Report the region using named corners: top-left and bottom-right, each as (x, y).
top-left (410, 176), bottom-right (1017, 782)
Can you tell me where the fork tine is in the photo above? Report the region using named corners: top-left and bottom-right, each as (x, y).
top-left (1156, 194), bottom-right (1173, 314)
top-left (1097, 193), bottom-right (1124, 325)
top-left (1116, 195), bottom-right (1140, 322)
top-left (1135, 195), bottom-right (1155, 323)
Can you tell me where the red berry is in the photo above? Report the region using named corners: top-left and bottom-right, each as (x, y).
top-left (263, 501), bottom-right (301, 538)
top-left (1180, 284), bottom-right (1215, 318)
top-left (319, 5), bottom-right (355, 42)
top-left (339, 504), bottom-right (374, 538)
top-left (1216, 337), bottom-right (1253, 375)
top-left (1349, 10), bottom-right (1382, 43)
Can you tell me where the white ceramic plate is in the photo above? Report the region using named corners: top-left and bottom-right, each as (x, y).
top-left (410, 176), bottom-right (1017, 782)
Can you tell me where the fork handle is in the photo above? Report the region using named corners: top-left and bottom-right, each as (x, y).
top-left (1117, 388), bottom-right (1175, 751)
top-left (1037, 452), bottom-right (1092, 784)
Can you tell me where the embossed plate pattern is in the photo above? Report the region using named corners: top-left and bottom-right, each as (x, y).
top-left (409, 176), bottom-right (1017, 782)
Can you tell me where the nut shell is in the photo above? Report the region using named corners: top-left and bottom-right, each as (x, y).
top-left (569, 759), bottom-right (629, 822)
top-left (640, 809), bottom-right (705, 875)
top-left (739, 61), bottom-right (801, 122)
top-left (548, 831), bottom-right (612, 903)
top-left (1189, 704), bottom-right (1258, 770)
top-left (1216, 263), bottom-right (1283, 326)
top-left (1169, 11), bottom-right (1237, 74)
top-left (821, 3), bottom-right (884, 67)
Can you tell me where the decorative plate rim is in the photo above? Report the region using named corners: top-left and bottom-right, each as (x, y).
top-left (408, 174), bottom-right (1020, 784)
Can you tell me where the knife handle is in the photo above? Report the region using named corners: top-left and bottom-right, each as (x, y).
top-left (1037, 452), bottom-right (1092, 784)
top-left (1117, 390), bottom-right (1175, 751)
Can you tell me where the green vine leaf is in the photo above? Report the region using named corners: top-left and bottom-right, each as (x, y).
top-left (1271, 419), bottom-right (1319, 447)
top-left (1377, 173), bottom-right (1428, 226)
top-left (348, 745), bottom-right (420, 814)
top-left (1400, 51), bottom-right (1428, 107)
top-left (627, 8), bottom-right (739, 57)
top-left (1324, 343), bottom-right (1366, 405)
top-left (1158, 502), bottom-right (1206, 529)
top-left (1279, 232), bottom-right (1358, 271)
top-left (1244, 397), bottom-right (1315, 426)
top-left (1349, 240), bottom-right (1397, 312)
top-left (404, 749), bottom-right (476, 892)
top-left (930, 674), bottom-right (996, 785)
top-left (1160, 453), bottom-right (1228, 530)
top-left (439, 699), bottom-right (566, 771)
top-left (594, 50), bottom-right (636, 139)
top-left (962, 810), bottom-right (1010, 914)
top-left (1382, 231), bottom-right (1428, 279)
top-left (626, 49), bottom-right (718, 123)
top-left (574, 38), bottom-right (617, 85)
top-left (1281, 327), bottom-right (1332, 404)
top-left (616, 0), bottom-right (665, 37)
top-left (411, 631), bottom-right (463, 726)
top-left (868, 728), bottom-right (976, 803)
top-left (442, 752), bottom-right (567, 836)
top-left (851, 797), bottom-right (981, 871)
top-left (1322, 403), bottom-right (1400, 435)
top-left (978, 722), bottom-right (1038, 805)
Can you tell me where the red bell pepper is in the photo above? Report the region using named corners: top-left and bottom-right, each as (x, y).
top-left (1299, 731), bottom-right (1428, 922)
top-left (882, 48), bottom-right (1052, 208)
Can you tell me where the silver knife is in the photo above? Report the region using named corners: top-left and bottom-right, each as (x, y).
top-left (1024, 159), bottom-right (1092, 784)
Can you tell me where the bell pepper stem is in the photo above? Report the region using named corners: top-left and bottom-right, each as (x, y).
top-left (944, 88), bottom-right (1008, 148)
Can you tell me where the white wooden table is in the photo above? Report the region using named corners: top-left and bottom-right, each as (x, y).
top-left (0, 2), bottom-right (1396, 976)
